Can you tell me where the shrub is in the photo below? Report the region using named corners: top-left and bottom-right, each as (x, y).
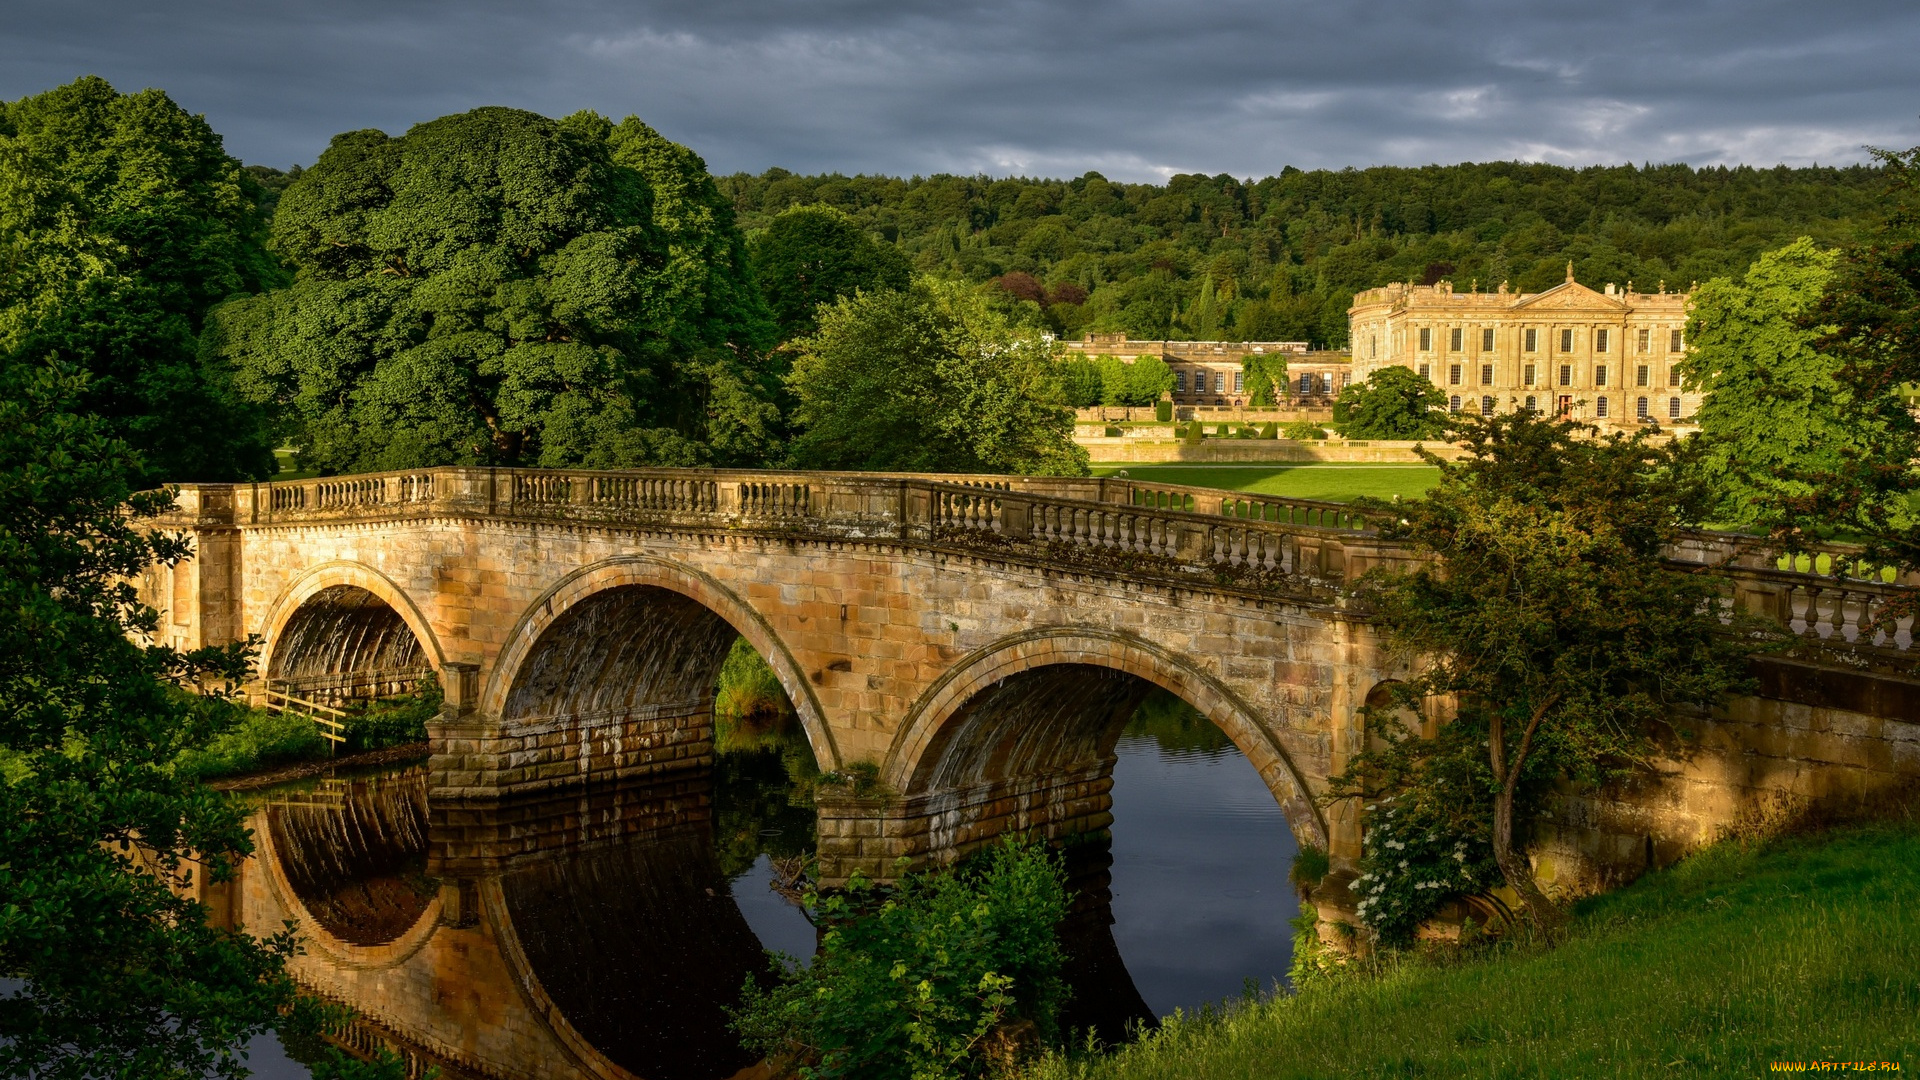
top-left (1283, 420), bottom-right (1327, 440)
top-left (1351, 794), bottom-right (1499, 947)
top-left (174, 708), bottom-right (327, 780)
top-left (715, 636), bottom-right (794, 730)
top-left (342, 676), bottom-right (441, 752)
top-left (1183, 422), bottom-right (1203, 443)
top-left (731, 837), bottom-right (1068, 1079)
top-left (1154, 400), bottom-right (1172, 422)
top-left (1260, 421), bottom-right (1279, 439)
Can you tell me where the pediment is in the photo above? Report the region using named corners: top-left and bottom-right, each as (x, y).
top-left (1512, 280), bottom-right (1625, 311)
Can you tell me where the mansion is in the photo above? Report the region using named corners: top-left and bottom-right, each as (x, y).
top-left (1348, 267), bottom-right (1698, 425)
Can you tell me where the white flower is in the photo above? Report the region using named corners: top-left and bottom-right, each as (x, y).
top-left (1399, 860), bottom-right (1409, 869)
top-left (1454, 851), bottom-right (1467, 861)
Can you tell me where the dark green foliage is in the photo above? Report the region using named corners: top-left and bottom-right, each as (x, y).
top-left (731, 837), bottom-right (1068, 1080)
top-left (1241, 353), bottom-right (1291, 405)
top-left (210, 106), bottom-right (779, 473)
top-left (1799, 146), bottom-right (1920, 583)
top-left (1121, 687), bottom-right (1234, 755)
top-left (0, 76), bottom-right (279, 484)
top-left (721, 163), bottom-right (1883, 348)
top-left (1258, 421), bottom-right (1278, 439)
top-left (171, 706), bottom-right (327, 780)
top-left (0, 358), bottom-right (329, 1076)
top-left (1281, 420), bottom-right (1325, 440)
top-left (750, 204), bottom-right (912, 341)
top-left (1335, 413), bottom-right (1772, 926)
top-left (1334, 366), bottom-right (1449, 439)
top-left (342, 676), bottom-right (441, 753)
top-left (1155, 400), bottom-right (1173, 422)
top-left (1183, 421), bottom-right (1203, 443)
top-left (785, 280), bottom-right (1087, 475)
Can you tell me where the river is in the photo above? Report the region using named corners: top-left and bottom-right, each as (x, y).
top-left (230, 691), bottom-right (1299, 1077)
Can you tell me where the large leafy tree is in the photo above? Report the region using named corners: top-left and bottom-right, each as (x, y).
top-left (1681, 238), bottom-right (1887, 528)
top-left (1334, 365), bottom-right (1449, 439)
top-left (0, 359), bottom-right (305, 1075)
top-left (749, 204), bottom-right (912, 342)
top-left (0, 76), bottom-right (279, 485)
top-left (1800, 147), bottom-right (1920, 583)
top-left (785, 280), bottom-right (1087, 475)
top-left (1336, 414), bottom-right (1765, 928)
top-left (209, 107), bottom-right (778, 473)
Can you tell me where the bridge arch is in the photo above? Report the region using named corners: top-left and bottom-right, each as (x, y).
top-left (481, 555), bottom-right (840, 773)
top-left (260, 561), bottom-right (446, 693)
top-left (886, 627), bottom-right (1327, 851)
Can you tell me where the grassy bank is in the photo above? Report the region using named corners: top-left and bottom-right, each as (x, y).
top-left (1030, 822), bottom-right (1920, 1079)
top-left (1090, 463), bottom-right (1440, 503)
top-left (174, 682), bottom-right (440, 781)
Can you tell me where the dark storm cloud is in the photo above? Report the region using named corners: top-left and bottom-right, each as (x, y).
top-left (3, 0), bottom-right (1916, 179)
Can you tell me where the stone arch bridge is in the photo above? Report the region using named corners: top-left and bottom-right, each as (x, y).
top-left (148, 466), bottom-right (1919, 886)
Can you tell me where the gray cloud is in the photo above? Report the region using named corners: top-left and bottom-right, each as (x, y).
top-left (2, 0), bottom-right (1916, 180)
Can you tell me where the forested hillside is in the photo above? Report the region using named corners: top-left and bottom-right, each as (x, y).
top-left (718, 163), bottom-right (1885, 347)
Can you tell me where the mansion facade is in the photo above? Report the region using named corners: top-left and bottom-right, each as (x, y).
top-left (1347, 268), bottom-right (1699, 425)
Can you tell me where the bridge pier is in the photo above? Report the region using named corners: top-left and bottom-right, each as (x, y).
top-left (816, 764), bottom-right (1116, 886)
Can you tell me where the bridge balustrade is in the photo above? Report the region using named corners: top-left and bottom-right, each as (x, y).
top-left (196, 465), bottom-right (1919, 658)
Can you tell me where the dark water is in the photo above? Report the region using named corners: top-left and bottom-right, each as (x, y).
top-left (232, 696), bottom-right (1299, 1077)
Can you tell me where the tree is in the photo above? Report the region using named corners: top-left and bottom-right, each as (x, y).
top-left (1335, 414), bottom-right (1766, 928)
top-left (730, 839), bottom-right (1067, 1080)
top-left (749, 204), bottom-right (911, 342)
top-left (1242, 352), bottom-right (1291, 405)
top-left (0, 76), bottom-right (278, 485)
top-left (785, 280), bottom-right (1088, 475)
top-left (1800, 147), bottom-right (1920, 586)
top-left (1335, 365), bottom-right (1448, 439)
top-left (1682, 238), bottom-right (1883, 528)
top-left (1060, 356), bottom-right (1103, 408)
top-left (208, 106), bottom-right (777, 474)
top-left (0, 359), bottom-right (292, 1074)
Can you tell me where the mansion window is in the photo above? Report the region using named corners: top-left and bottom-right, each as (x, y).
top-left (1449, 395), bottom-right (1462, 412)
top-left (1596, 328), bottom-right (1610, 353)
top-left (1449, 364), bottom-right (1463, 386)
top-left (1595, 365), bottom-right (1608, 387)
top-left (1480, 395), bottom-right (1495, 416)
top-left (1481, 327), bottom-right (1495, 351)
top-left (1636, 396), bottom-right (1650, 420)
top-left (1450, 327), bottom-right (1463, 351)
top-left (1525, 395), bottom-right (1538, 412)
top-left (1524, 328), bottom-right (1538, 352)
top-left (1214, 372), bottom-right (1226, 393)
top-left (1670, 397), bottom-right (1683, 419)
top-left (1300, 373), bottom-right (1315, 395)
top-left (1558, 365), bottom-right (1572, 387)
top-left (1669, 366), bottom-right (1683, 387)
top-left (1419, 327), bottom-right (1433, 351)
top-left (1370, 335), bottom-right (1378, 359)
top-left (1636, 364), bottom-right (1650, 387)
top-left (1523, 363), bottom-right (1537, 385)
top-left (1175, 372), bottom-right (1187, 392)
top-left (1596, 397), bottom-right (1609, 418)
top-left (1669, 329), bottom-right (1684, 352)
top-left (1637, 328), bottom-right (1651, 353)
top-left (1417, 363), bottom-right (1431, 380)
top-left (1560, 328), bottom-right (1575, 353)
top-left (1233, 371), bottom-right (1244, 393)
top-left (1480, 363), bottom-right (1494, 385)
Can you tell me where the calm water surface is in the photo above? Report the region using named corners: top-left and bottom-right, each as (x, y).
top-left (232, 697), bottom-right (1298, 1077)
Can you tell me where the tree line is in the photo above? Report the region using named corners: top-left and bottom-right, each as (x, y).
top-left (720, 160), bottom-right (1884, 348)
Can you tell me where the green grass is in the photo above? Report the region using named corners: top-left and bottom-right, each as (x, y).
top-left (1028, 822), bottom-right (1920, 1079)
top-left (1090, 464), bottom-right (1441, 504)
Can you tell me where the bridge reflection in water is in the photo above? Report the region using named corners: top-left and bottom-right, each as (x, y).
top-left (220, 692), bottom-right (1297, 1079)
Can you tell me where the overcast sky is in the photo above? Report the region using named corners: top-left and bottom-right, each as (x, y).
top-left (4, 0), bottom-right (1918, 181)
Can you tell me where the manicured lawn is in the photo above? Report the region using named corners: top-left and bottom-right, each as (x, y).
top-left (1027, 823), bottom-right (1920, 1079)
top-left (1090, 463), bottom-right (1440, 504)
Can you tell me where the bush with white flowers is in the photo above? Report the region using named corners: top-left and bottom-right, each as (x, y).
top-left (1351, 795), bottom-right (1499, 947)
